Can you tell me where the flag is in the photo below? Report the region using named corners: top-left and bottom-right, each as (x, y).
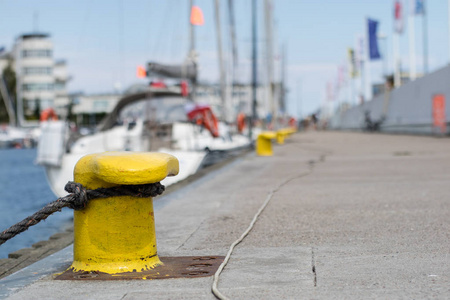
top-left (348, 48), bottom-right (358, 78)
top-left (0, 46), bottom-right (5, 54)
top-left (368, 19), bottom-right (381, 60)
top-left (190, 6), bottom-right (204, 26)
top-left (136, 65), bottom-right (147, 78)
top-left (394, 0), bottom-right (404, 33)
top-left (412, 0), bottom-right (425, 15)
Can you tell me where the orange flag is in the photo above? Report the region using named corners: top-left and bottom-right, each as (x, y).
top-left (136, 65), bottom-right (147, 78)
top-left (190, 6), bottom-right (204, 26)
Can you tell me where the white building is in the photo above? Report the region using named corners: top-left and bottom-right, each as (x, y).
top-left (11, 33), bottom-right (70, 125)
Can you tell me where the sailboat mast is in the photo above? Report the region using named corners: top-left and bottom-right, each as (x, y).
top-left (228, 0), bottom-right (238, 117)
top-left (228, 0), bottom-right (238, 68)
top-left (250, 0), bottom-right (258, 140)
top-left (264, 0), bottom-right (276, 126)
top-left (214, 0), bottom-right (227, 121)
top-left (280, 43), bottom-right (286, 113)
top-left (189, 0), bottom-right (195, 56)
top-left (188, 0), bottom-right (197, 102)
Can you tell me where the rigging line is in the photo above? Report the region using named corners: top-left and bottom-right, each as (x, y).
top-left (118, 0), bottom-right (125, 89)
top-left (227, 0), bottom-right (238, 68)
top-left (144, 0), bottom-right (156, 55)
top-left (152, 0), bottom-right (173, 60)
top-left (169, 0), bottom-right (182, 61)
top-left (211, 168), bottom-right (315, 300)
top-left (76, 0), bottom-right (94, 55)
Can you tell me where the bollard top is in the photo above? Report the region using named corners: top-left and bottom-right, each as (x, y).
top-left (277, 128), bottom-right (296, 135)
top-left (74, 152), bottom-right (179, 189)
top-left (259, 131), bottom-right (277, 139)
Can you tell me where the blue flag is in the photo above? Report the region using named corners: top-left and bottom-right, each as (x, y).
top-left (414, 0), bottom-right (425, 15)
top-left (368, 19), bottom-right (381, 60)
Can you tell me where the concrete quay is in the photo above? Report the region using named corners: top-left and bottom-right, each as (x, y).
top-left (1, 131), bottom-right (449, 299)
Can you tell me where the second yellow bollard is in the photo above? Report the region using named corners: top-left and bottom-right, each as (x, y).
top-left (256, 131), bottom-right (277, 156)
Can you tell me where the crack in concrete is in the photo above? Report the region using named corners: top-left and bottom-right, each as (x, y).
top-left (176, 220), bottom-right (206, 251)
top-left (120, 293), bottom-right (128, 300)
top-left (311, 247), bottom-right (317, 287)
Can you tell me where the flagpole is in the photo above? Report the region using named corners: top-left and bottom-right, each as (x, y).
top-left (448, 0), bottom-right (450, 66)
top-left (393, 0), bottom-right (402, 87)
top-left (365, 17), bottom-right (372, 101)
top-left (409, 10), bottom-right (416, 80)
top-left (352, 76), bottom-right (356, 106)
top-left (348, 49), bottom-right (355, 106)
top-left (393, 33), bottom-right (401, 87)
top-left (394, 31), bottom-right (401, 87)
top-left (377, 34), bottom-right (388, 76)
top-left (423, 0), bottom-right (428, 73)
top-left (356, 34), bottom-right (365, 104)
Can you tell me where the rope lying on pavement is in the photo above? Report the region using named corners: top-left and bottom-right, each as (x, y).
top-left (0, 181), bottom-right (165, 246)
top-left (211, 169), bottom-right (314, 300)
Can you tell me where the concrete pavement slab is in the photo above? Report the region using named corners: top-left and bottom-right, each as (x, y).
top-left (3, 132), bottom-right (450, 299)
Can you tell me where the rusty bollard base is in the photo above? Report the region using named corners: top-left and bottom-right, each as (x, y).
top-left (55, 256), bottom-right (225, 280)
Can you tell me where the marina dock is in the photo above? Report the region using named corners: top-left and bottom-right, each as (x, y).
top-left (1, 131), bottom-right (449, 299)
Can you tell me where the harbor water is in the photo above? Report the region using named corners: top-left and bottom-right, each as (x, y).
top-left (0, 148), bottom-right (72, 259)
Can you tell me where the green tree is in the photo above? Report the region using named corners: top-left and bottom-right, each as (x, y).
top-left (33, 98), bottom-right (41, 120)
top-left (0, 92), bottom-right (8, 123)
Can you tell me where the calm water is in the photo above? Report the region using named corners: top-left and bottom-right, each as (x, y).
top-left (0, 148), bottom-right (72, 258)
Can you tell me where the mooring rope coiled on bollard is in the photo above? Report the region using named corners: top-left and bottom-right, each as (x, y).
top-left (0, 181), bottom-right (165, 246)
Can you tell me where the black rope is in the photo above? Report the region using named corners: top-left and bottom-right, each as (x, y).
top-left (0, 181), bottom-right (165, 246)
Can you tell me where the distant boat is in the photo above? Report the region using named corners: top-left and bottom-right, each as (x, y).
top-left (0, 125), bottom-right (37, 149)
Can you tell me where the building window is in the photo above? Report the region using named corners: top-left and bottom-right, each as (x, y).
top-left (232, 91), bottom-right (247, 97)
top-left (22, 83), bottom-right (54, 91)
top-left (22, 49), bottom-right (52, 58)
top-left (93, 100), bottom-right (108, 113)
top-left (24, 99), bottom-right (54, 110)
top-left (40, 99), bottom-right (54, 109)
top-left (54, 82), bottom-right (65, 91)
top-left (22, 67), bottom-right (53, 75)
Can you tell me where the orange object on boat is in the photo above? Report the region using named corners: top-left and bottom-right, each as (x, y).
top-left (180, 81), bottom-right (189, 97)
top-left (187, 105), bottom-right (219, 138)
top-left (150, 81), bottom-right (167, 88)
top-left (237, 113), bottom-right (246, 133)
top-left (288, 117), bottom-right (297, 128)
top-left (40, 108), bottom-right (58, 122)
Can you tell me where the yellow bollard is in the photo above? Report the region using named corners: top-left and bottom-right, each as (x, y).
top-left (256, 131), bottom-right (277, 156)
top-left (70, 152), bottom-right (179, 274)
top-left (276, 131), bottom-right (286, 145)
top-left (276, 128), bottom-right (297, 144)
top-left (284, 127), bottom-right (297, 136)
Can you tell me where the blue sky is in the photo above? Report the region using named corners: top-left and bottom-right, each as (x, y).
top-left (1, 0), bottom-right (449, 118)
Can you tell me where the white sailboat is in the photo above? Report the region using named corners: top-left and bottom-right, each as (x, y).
top-left (37, 86), bottom-right (250, 197)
